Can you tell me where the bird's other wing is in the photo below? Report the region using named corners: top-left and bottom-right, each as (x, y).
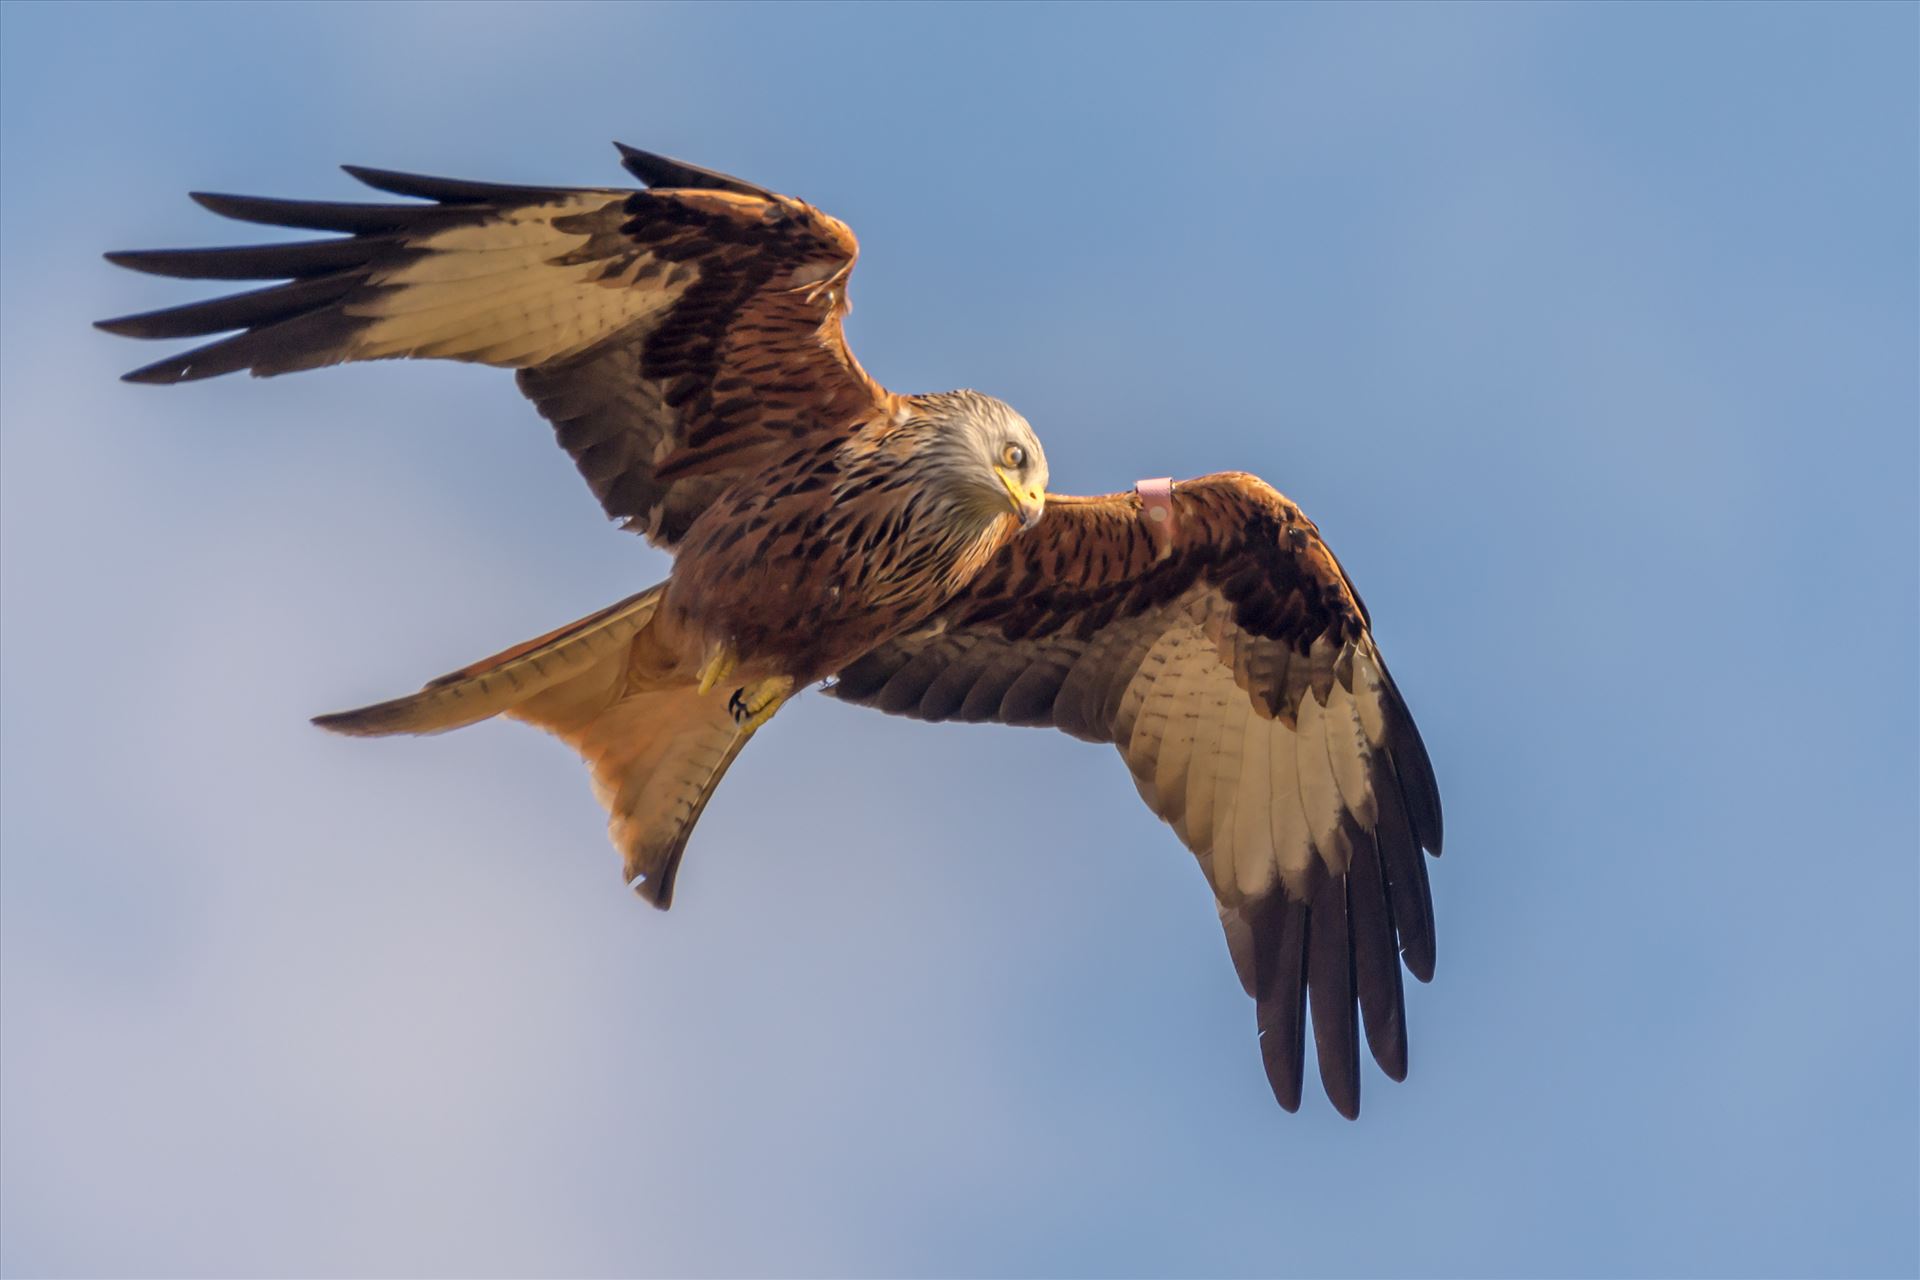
top-left (826, 473), bottom-right (1443, 1118)
top-left (98, 144), bottom-right (898, 547)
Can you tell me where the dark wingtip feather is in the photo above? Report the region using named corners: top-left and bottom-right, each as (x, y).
top-left (98, 310), bottom-right (175, 339)
top-left (1265, 1067), bottom-right (1303, 1113)
top-left (1377, 666), bottom-right (1443, 855)
top-left (104, 325), bottom-right (240, 382)
top-left (105, 247), bottom-right (212, 280)
top-left (612, 142), bottom-right (775, 198)
top-left (1345, 822), bottom-right (1410, 1081)
top-left (1401, 728), bottom-right (1444, 856)
top-left (342, 164), bottom-right (476, 202)
top-left (188, 190), bottom-right (427, 234)
top-left (1255, 899), bottom-right (1310, 1112)
top-left (103, 239), bottom-right (382, 282)
top-left (341, 164), bottom-right (577, 205)
top-left (1371, 753), bottom-right (1437, 985)
top-left (1308, 871), bottom-right (1362, 1119)
top-left (117, 353), bottom-right (210, 385)
top-left (92, 276), bottom-right (358, 342)
top-left (189, 191), bottom-right (256, 218)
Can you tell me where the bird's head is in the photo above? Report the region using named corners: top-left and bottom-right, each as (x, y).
top-left (913, 389), bottom-right (1049, 532)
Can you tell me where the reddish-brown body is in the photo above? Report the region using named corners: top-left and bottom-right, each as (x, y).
top-left (662, 431), bottom-right (1018, 686)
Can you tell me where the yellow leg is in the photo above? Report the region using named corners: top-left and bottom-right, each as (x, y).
top-left (695, 645), bottom-right (736, 696)
top-left (726, 676), bottom-right (795, 733)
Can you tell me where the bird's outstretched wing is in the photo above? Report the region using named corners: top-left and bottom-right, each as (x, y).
top-left (98, 145), bottom-right (897, 546)
top-left (828, 473), bottom-right (1443, 1118)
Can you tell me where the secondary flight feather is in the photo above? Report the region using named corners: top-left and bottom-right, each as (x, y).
top-left (100, 144), bottom-right (1444, 1119)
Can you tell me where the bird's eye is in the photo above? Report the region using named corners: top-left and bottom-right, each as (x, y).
top-left (1001, 443), bottom-right (1027, 469)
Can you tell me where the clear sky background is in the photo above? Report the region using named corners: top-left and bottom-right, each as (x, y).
top-left (2, 3), bottom-right (1914, 1276)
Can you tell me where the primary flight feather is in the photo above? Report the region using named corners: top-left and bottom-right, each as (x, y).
top-left (100, 144), bottom-right (1444, 1119)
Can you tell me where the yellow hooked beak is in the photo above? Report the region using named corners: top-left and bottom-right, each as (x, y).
top-left (997, 467), bottom-right (1046, 531)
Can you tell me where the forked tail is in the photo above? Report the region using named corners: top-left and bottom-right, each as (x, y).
top-left (314, 583), bottom-right (753, 908)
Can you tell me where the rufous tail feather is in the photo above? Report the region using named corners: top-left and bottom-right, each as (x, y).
top-left (313, 586), bottom-right (665, 737)
top-left (313, 582), bottom-right (763, 908)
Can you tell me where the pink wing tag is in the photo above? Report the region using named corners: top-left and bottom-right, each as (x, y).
top-left (1136, 476), bottom-right (1176, 559)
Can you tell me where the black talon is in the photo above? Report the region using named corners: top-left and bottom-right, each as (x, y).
top-left (728, 688), bottom-right (747, 721)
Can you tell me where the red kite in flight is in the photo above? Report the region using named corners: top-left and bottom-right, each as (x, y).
top-left (101, 145), bottom-right (1444, 1118)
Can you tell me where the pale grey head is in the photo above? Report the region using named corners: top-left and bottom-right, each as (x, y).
top-left (910, 389), bottom-right (1049, 531)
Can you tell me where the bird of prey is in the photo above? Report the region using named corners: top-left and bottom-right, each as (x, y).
top-left (99, 144), bottom-right (1444, 1118)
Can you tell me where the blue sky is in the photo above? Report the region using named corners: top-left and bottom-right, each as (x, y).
top-left (2, 2), bottom-right (1914, 1276)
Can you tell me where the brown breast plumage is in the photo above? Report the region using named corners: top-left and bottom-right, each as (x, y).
top-left (662, 428), bottom-right (1018, 686)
